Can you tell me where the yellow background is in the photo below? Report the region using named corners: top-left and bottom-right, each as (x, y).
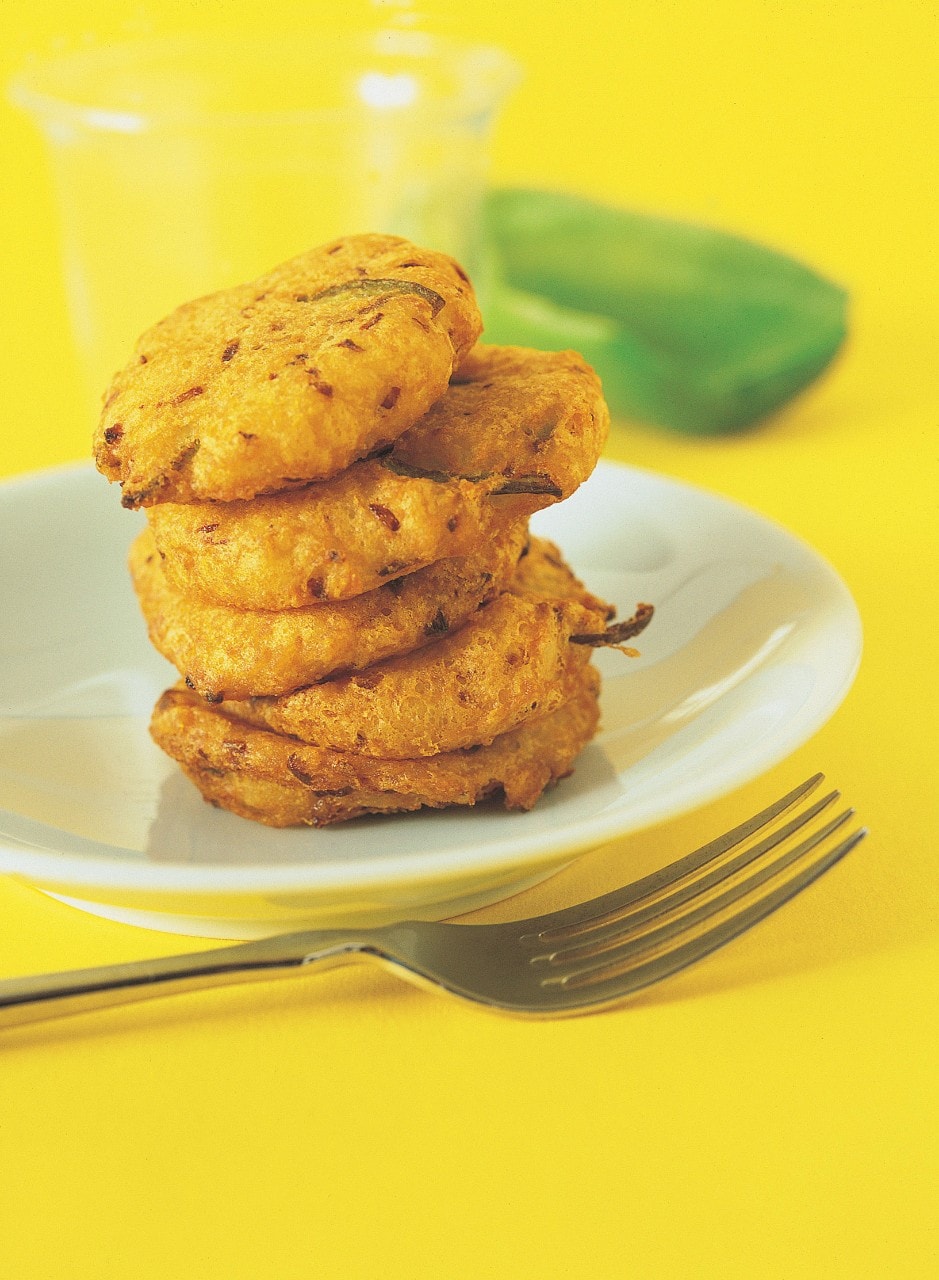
top-left (1, 2), bottom-right (937, 1276)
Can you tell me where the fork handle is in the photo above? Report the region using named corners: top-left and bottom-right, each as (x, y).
top-left (0, 931), bottom-right (364, 1029)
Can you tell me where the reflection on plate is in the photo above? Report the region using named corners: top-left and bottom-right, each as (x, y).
top-left (0, 461), bottom-right (861, 937)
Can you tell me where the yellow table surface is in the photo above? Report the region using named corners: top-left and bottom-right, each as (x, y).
top-left (1, 2), bottom-right (936, 1276)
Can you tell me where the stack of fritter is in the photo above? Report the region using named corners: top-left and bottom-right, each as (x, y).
top-left (94, 234), bottom-right (650, 826)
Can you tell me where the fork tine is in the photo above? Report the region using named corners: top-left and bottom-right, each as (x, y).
top-left (535, 806), bottom-right (856, 974)
top-left (517, 774), bottom-right (827, 943)
top-left (529, 790), bottom-right (843, 951)
top-left (533, 827), bottom-right (867, 1012)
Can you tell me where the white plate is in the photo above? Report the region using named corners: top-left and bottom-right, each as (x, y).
top-left (0, 460), bottom-right (861, 937)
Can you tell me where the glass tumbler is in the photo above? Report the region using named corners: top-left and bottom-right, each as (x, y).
top-left (11, 30), bottom-right (519, 408)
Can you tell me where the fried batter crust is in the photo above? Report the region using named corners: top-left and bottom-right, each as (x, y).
top-left (129, 521), bottom-right (528, 700)
top-left (94, 235), bottom-right (481, 506)
top-left (146, 461), bottom-right (512, 610)
top-left (146, 344), bottom-right (609, 609)
top-left (149, 665), bottom-right (601, 827)
top-left (399, 344), bottom-right (609, 492)
top-left (234, 545), bottom-right (611, 757)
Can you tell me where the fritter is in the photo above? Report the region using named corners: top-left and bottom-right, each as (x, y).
top-left (94, 235), bottom-right (482, 507)
top-left (398, 344), bottom-right (609, 495)
top-left (129, 521), bottom-right (528, 700)
top-left (233, 544), bottom-right (612, 757)
top-left (146, 344), bottom-right (609, 609)
top-left (145, 461), bottom-right (515, 610)
top-left (149, 664), bottom-right (601, 827)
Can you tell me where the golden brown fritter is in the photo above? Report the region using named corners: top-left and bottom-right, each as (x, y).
top-left (145, 344), bottom-right (610, 609)
top-left (234, 543), bottom-right (612, 757)
top-left (149, 664), bottom-right (601, 827)
top-left (145, 461), bottom-right (516, 610)
top-left (397, 344), bottom-right (609, 495)
top-left (94, 235), bottom-right (482, 507)
top-left (129, 521), bottom-right (528, 700)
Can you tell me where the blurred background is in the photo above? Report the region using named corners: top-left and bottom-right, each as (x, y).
top-left (3, 0), bottom-right (935, 477)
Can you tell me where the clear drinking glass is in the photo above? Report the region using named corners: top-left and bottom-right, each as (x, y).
top-left (11, 30), bottom-right (519, 407)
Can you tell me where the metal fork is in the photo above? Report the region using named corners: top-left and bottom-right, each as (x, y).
top-left (0, 775), bottom-right (864, 1026)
